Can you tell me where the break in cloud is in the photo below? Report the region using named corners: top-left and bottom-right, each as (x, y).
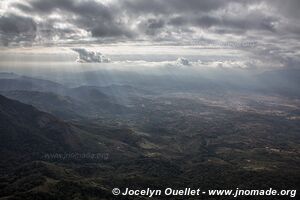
top-left (0, 0), bottom-right (299, 68)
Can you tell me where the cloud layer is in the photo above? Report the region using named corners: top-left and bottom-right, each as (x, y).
top-left (1, 0), bottom-right (299, 44)
top-left (0, 0), bottom-right (299, 68)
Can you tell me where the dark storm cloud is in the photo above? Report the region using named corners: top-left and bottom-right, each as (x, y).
top-left (15, 0), bottom-right (113, 20)
top-left (138, 19), bottom-right (165, 35)
top-left (91, 23), bottom-right (133, 38)
top-left (0, 14), bottom-right (36, 45)
top-left (5, 0), bottom-right (298, 41)
top-left (120, 0), bottom-right (281, 39)
top-left (0, 0), bottom-right (299, 57)
top-left (13, 0), bottom-right (132, 40)
top-left (199, 14), bottom-right (277, 32)
top-left (122, 0), bottom-right (232, 14)
top-left (269, 0), bottom-right (300, 20)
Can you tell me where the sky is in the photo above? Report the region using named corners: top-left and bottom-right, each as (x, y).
top-left (0, 0), bottom-right (299, 71)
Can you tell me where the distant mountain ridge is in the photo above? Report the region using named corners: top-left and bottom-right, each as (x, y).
top-left (0, 94), bottom-right (83, 154)
top-left (0, 75), bottom-right (66, 93)
top-left (0, 94), bottom-right (115, 163)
